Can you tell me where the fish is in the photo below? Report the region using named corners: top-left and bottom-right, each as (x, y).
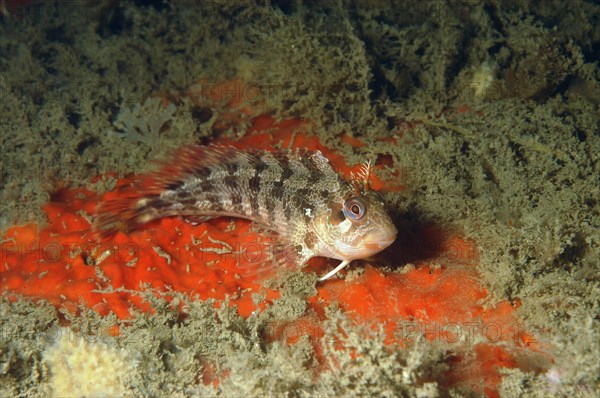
top-left (94, 145), bottom-right (397, 280)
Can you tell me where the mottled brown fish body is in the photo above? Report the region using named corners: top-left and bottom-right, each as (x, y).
top-left (95, 145), bottom-right (397, 278)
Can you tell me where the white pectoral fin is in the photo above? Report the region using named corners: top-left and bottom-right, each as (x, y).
top-left (318, 260), bottom-right (351, 281)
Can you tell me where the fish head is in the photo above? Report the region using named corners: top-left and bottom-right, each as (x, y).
top-left (313, 190), bottom-right (397, 261)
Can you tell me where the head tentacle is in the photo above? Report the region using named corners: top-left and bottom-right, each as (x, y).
top-left (350, 159), bottom-right (373, 194)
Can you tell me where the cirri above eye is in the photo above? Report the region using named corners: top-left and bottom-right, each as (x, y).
top-left (343, 196), bottom-right (367, 221)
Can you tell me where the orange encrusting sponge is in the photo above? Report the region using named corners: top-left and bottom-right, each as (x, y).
top-left (1, 113), bottom-right (549, 396)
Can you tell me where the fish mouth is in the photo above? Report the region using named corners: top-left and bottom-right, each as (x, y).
top-left (364, 232), bottom-right (397, 253)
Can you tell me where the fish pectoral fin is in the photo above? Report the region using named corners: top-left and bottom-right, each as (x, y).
top-left (318, 260), bottom-right (351, 281)
top-left (222, 240), bottom-right (303, 283)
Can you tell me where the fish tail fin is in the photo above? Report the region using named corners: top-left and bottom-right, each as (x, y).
top-left (93, 188), bottom-right (161, 239)
top-left (93, 170), bottom-right (190, 238)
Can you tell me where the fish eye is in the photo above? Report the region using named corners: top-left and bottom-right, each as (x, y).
top-left (343, 196), bottom-right (367, 221)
